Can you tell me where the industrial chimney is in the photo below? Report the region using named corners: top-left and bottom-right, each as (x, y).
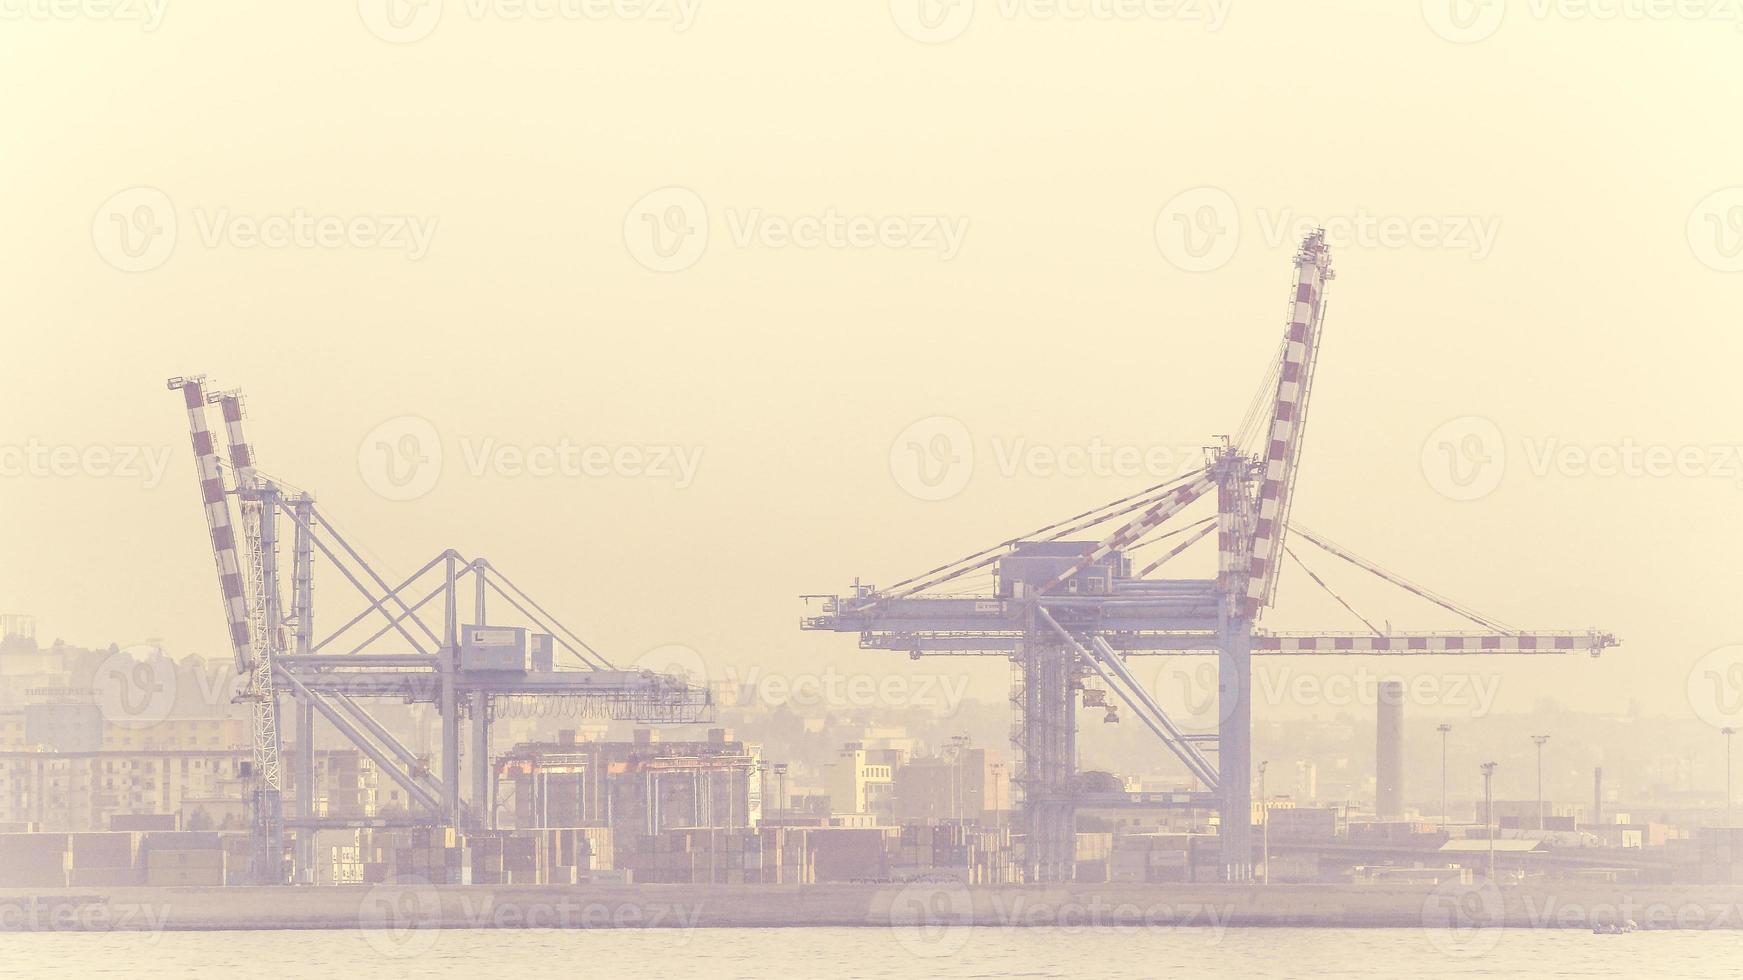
top-left (1377, 681), bottom-right (1405, 819)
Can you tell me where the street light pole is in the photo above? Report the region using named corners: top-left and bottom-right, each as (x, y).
top-left (1531, 735), bottom-right (1550, 831)
top-left (1481, 761), bottom-right (1498, 881)
top-left (1438, 723), bottom-right (1452, 831)
top-left (1262, 762), bottom-right (1274, 884)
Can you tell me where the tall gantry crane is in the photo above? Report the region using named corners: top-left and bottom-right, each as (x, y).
top-left (170, 380), bottom-right (287, 883)
top-left (169, 377), bottom-right (709, 883)
top-left (802, 231), bottom-right (1617, 882)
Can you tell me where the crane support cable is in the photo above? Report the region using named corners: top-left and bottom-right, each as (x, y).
top-left (310, 550), bottom-right (454, 653)
top-left (335, 569), bottom-right (469, 658)
top-left (1039, 469), bottom-right (1209, 543)
top-left (1032, 474), bottom-right (1217, 597)
top-left (882, 467), bottom-right (1208, 599)
top-left (1288, 522), bottom-right (1516, 633)
top-left (481, 578), bottom-right (610, 671)
top-left (1136, 520), bottom-right (1219, 578)
top-left (1127, 514), bottom-right (1216, 552)
top-left (1234, 340), bottom-right (1287, 454)
top-left (1283, 545), bottom-right (1382, 636)
top-left (285, 505), bottom-right (437, 656)
top-left (484, 565), bottom-right (615, 669)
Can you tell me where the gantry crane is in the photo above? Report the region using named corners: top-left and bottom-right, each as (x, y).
top-left (169, 377), bottom-right (709, 883)
top-left (169, 380), bottom-right (287, 883)
top-left (801, 231), bottom-right (1617, 882)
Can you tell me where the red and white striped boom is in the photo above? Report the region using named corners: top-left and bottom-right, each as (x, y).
top-left (1244, 230), bottom-right (1334, 615)
top-left (168, 376), bottom-right (251, 672)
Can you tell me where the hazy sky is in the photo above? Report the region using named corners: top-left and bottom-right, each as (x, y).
top-left (2, 2), bottom-right (1740, 724)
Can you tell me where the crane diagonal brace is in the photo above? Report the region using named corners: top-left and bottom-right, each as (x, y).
top-left (1035, 607), bottom-right (1218, 791)
top-left (274, 667), bottom-right (444, 815)
top-left (1089, 635), bottom-right (1218, 790)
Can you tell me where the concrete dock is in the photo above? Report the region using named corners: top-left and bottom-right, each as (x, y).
top-left (4, 882), bottom-right (1743, 932)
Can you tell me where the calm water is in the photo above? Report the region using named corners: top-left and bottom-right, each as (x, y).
top-left (2, 927), bottom-right (1739, 979)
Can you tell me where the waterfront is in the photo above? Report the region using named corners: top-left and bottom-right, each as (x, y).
top-left (2, 926), bottom-right (1739, 979)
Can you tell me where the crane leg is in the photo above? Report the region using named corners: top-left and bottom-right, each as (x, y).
top-left (1219, 620), bottom-right (1253, 881)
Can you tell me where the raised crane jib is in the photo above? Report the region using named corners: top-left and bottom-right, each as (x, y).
top-left (1243, 230), bottom-right (1334, 615)
top-left (167, 375), bottom-right (253, 673)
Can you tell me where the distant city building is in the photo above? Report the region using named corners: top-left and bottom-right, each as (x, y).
top-left (825, 742), bottom-right (895, 818)
top-left (0, 749), bottom-right (250, 832)
top-left (891, 746), bottom-right (1007, 825)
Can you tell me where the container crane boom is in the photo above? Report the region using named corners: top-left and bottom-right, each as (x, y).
top-left (1242, 230), bottom-right (1334, 616)
top-left (167, 376), bottom-right (252, 673)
